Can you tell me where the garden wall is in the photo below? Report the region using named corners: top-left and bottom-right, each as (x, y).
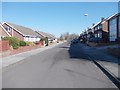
top-left (0, 40), bottom-right (10, 52)
top-left (1, 41), bottom-right (44, 57)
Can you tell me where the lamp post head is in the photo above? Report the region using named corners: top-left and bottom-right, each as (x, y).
top-left (84, 14), bottom-right (88, 16)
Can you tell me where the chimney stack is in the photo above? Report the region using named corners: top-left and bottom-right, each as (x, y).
top-left (101, 17), bottom-right (105, 22)
top-left (92, 23), bottom-right (95, 26)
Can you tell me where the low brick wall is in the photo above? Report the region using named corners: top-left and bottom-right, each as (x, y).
top-left (10, 43), bottom-right (42, 55)
top-left (40, 41), bottom-right (44, 46)
top-left (0, 40), bottom-right (10, 52)
top-left (1, 41), bottom-right (56, 57)
top-left (1, 41), bottom-right (44, 57)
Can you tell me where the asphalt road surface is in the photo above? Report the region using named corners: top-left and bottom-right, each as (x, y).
top-left (2, 42), bottom-right (117, 88)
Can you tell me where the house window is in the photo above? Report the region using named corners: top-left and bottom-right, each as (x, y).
top-left (87, 34), bottom-right (90, 38)
top-left (98, 25), bottom-right (100, 29)
top-left (5, 27), bottom-right (11, 32)
top-left (99, 24), bottom-right (102, 29)
top-left (98, 31), bottom-right (102, 38)
top-left (95, 27), bottom-right (97, 31)
top-left (95, 34), bottom-right (97, 38)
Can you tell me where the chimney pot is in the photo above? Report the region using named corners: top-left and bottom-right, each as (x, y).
top-left (101, 17), bottom-right (105, 22)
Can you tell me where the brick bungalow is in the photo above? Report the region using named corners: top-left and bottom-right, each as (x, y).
top-left (0, 23), bottom-right (11, 40)
top-left (47, 33), bottom-right (57, 42)
top-left (36, 31), bottom-right (56, 43)
top-left (0, 24), bottom-right (11, 52)
top-left (2, 22), bottom-right (41, 42)
top-left (107, 13), bottom-right (120, 42)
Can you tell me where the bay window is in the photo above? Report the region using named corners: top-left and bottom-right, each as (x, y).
top-left (109, 18), bottom-right (117, 41)
top-left (118, 16), bottom-right (120, 37)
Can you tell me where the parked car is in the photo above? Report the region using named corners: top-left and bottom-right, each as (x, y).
top-left (70, 39), bottom-right (79, 45)
top-left (57, 41), bottom-right (59, 43)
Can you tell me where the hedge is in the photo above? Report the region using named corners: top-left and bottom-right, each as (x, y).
top-left (2, 37), bottom-right (20, 49)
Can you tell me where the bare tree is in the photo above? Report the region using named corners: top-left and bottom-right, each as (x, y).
top-left (59, 32), bottom-right (79, 42)
top-left (59, 34), bottom-right (64, 41)
top-left (67, 33), bottom-right (79, 42)
top-left (64, 32), bottom-right (69, 40)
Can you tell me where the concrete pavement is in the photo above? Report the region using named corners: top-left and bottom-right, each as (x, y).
top-left (1, 42), bottom-right (64, 69)
top-left (2, 42), bottom-right (117, 88)
top-left (78, 43), bottom-right (119, 79)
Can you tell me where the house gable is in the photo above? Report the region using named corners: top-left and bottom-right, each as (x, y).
top-left (0, 24), bottom-right (11, 40)
top-left (2, 22), bottom-right (24, 41)
top-left (2, 22), bottom-right (41, 42)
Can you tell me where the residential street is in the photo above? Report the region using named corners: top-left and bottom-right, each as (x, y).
top-left (2, 42), bottom-right (117, 88)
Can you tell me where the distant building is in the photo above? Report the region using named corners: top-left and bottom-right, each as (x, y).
top-left (86, 28), bottom-right (93, 40)
top-left (35, 31), bottom-right (56, 43)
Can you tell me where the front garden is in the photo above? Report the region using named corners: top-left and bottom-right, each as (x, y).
top-left (1, 37), bottom-right (45, 57)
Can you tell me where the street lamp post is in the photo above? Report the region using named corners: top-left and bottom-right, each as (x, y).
top-left (84, 14), bottom-right (88, 42)
top-left (84, 14), bottom-right (88, 30)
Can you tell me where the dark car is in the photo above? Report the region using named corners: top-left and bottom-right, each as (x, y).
top-left (71, 39), bottom-right (79, 45)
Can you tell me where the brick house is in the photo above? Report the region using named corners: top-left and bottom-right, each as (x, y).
top-left (0, 23), bottom-right (11, 40)
top-left (36, 31), bottom-right (56, 43)
top-left (2, 22), bottom-right (41, 42)
top-left (79, 19), bottom-right (109, 43)
top-left (101, 19), bottom-right (109, 42)
top-left (107, 13), bottom-right (120, 42)
top-left (83, 31), bottom-right (87, 39)
top-left (86, 28), bottom-right (94, 40)
top-left (91, 18), bottom-right (109, 43)
top-left (79, 13), bottom-right (120, 43)
top-left (79, 31), bottom-right (87, 40)
top-left (79, 31), bottom-right (87, 42)
top-left (0, 24), bottom-right (11, 51)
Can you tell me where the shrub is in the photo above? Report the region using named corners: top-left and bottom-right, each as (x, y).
top-left (40, 38), bottom-right (45, 41)
top-left (12, 43), bottom-right (19, 49)
top-left (25, 42), bottom-right (32, 46)
top-left (40, 37), bottom-right (48, 45)
top-left (2, 37), bottom-right (20, 49)
top-left (45, 37), bottom-right (48, 44)
top-left (19, 41), bottom-right (27, 46)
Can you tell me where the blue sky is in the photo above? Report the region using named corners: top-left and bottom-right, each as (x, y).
top-left (2, 2), bottom-right (118, 37)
